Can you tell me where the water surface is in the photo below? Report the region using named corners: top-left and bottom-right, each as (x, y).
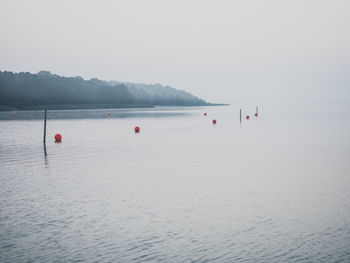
top-left (1, 105), bottom-right (350, 262)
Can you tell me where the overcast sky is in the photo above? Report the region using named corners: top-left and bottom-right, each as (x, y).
top-left (0, 0), bottom-right (349, 104)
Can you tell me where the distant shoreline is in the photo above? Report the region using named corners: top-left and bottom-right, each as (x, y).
top-left (0, 70), bottom-right (216, 111)
top-left (0, 103), bottom-right (229, 112)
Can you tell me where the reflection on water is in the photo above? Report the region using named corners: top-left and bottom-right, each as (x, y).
top-left (0, 107), bottom-right (189, 120)
top-left (43, 144), bottom-right (48, 168)
top-left (0, 105), bottom-right (350, 263)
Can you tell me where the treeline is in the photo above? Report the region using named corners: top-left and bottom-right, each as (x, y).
top-left (106, 81), bottom-right (208, 106)
top-left (0, 71), bottom-right (209, 110)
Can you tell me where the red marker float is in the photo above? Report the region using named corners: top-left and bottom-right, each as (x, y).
top-left (54, 133), bottom-right (62, 142)
top-left (108, 113), bottom-right (111, 117)
top-left (246, 115), bottom-right (250, 120)
top-left (255, 113), bottom-right (258, 117)
top-left (50, 113), bottom-right (54, 117)
top-left (212, 119), bottom-right (217, 124)
top-left (134, 126), bottom-right (140, 133)
top-left (204, 112), bottom-right (207, 116)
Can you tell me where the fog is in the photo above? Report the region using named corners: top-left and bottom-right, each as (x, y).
top-left (0, 0), bottom-right (349, 104)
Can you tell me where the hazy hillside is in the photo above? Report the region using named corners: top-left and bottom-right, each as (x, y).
top-left (0, 71), bottom-right (209, 110)
top-left (106, 81), bottom-right (208, 106)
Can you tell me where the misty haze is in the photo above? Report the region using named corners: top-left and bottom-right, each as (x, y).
top-left (1, 1), bottom-right (350, 263)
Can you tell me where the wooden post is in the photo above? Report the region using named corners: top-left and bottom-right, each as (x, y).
top-left (240, 108), bottom-right (242, 122)
top-left (43, 109), bottom-right (47, 144)
top-left (256, 106), bottom-right (258, 115)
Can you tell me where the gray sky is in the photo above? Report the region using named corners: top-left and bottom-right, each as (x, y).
top-left (0, 0), bottom-right (349, 104)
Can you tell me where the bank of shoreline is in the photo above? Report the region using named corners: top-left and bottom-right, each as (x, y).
top-left (0, 103), bottom-right (228, 112)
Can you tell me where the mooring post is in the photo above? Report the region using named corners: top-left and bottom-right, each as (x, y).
top-left (240, 108), bottom-right (242, 123)
top-left (43, 109), bottom-right (47, 144)
top-left (256, 106), bottom-right (258, 115)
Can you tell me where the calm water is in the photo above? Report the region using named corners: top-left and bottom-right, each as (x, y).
top-left (1, 105), bottom-right (350, 262)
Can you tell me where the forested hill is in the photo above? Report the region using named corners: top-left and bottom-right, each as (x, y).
top-left (0, 71), bottom-right (209, 111)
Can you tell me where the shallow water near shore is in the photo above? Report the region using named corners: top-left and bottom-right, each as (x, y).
top-left (1, 105), bottom-right (350, 262)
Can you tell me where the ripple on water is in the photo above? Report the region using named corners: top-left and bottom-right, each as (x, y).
top-left (1, 107), bottom-right (350, 262)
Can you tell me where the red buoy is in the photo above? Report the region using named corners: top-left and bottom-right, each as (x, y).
top-left (212, 119), bottom-right (216, 124)
top-left (134, 126), bottom-right (140, 133)
top-left (54, 133), bottom-right (62, 142)
top-left (50, 113), bottom-right (54, 117)
top-left (108, 113), bottom-right (111, 117)
top-left (246, 115), bottom-right (250, 120)
top-left (255, 113), bottom-right (258, 117)
top-left (204, 112), bottom-right (207, 116)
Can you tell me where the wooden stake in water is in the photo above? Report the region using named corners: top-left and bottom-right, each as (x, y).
top-left (240, 108), bottom-right (242, 122)
top-left (256, 106), bottom-right (258, 115)
top-left (43, 109), bottom-right (47, 144)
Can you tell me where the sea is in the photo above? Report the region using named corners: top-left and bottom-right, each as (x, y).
top-left (0, 104), bottom-right (350, 262)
